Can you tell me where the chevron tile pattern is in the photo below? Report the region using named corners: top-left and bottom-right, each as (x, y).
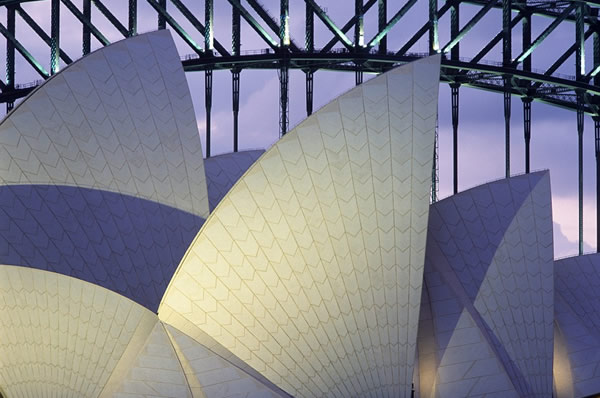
top-left (554, 253), bottom-right (600, 397)
top-left (0, 184), bottom-right (203, 312)
top-left (0, 26), bottom-right (584, 396)
top-left (417, 271), bottom-right (519, 398)
top-left (165, 324), bottom-right (290, 398)
top-left (0, 30), bottom-right (208, 218)
top-left (159, 303), bottom-right (288, 396)
top-left (204, 150), bottom-right (265, 211)
top-left (0, 265), bottom-right (157, 397)
top-left (111, 322), bottom-right (192, 398)
top-left (418, 172), bottom-right (554, 397)
top-left (159, 55), bottom-right (440, 397)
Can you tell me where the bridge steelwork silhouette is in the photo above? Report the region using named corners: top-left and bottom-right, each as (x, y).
top-left (0, 0), bottom-right (597, 254)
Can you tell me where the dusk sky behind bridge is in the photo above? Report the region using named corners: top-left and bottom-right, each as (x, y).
top-left (3, 0), bottom-right (595, 258)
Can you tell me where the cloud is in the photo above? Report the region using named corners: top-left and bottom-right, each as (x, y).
top-left (553, 220), bottom-right (594, 260)
top-left (553, 195), bottom-right (597, 257)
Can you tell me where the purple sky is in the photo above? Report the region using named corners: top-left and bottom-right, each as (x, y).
top-left (4, 0), bottom-right (595, 258)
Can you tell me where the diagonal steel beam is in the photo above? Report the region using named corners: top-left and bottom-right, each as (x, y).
top-left (553, 28), bottom-right (593, 78)
top-left (513, 3), bottom-right (576, 65)
top-left (588, 35), bottom-right (600, 78)
top-left (397, 0), bottom-right (454, 55)
top-left (442, 0), bottom-right (495, 54)
top-left (91, 0), bottom-right (128, 37)
top-left (529, 27), bottom-right (594, 92)
top-left (146, 0), bottom-right (203, 55)
top-left (305, 0), bottom-right (354, 50)
top-left (61, 0), bottom-right (109, 46)
top-left (246, 0), bottom-right (300, 51)
top-left (247, 0), bottom-right (279, 34)
top-left (228, 0), bottom-right (279, 49)
top-left (0, 21), bottom-right (48, 78)
top-left (367, 0), bottom-right (417, 49)
top-left (320, 0), bottom-right (376, 53)
top-left (16, 5), bottom-right (72, 64)
top-left (169, 0), bottom-right (229, 56)
top-left (471, 13), bottom-right (523, 64)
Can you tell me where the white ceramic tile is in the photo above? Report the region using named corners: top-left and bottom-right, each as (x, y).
top-left (0, 30), bottom-right (208, 218)
top-left (160, 56), bottom-right (441, 397)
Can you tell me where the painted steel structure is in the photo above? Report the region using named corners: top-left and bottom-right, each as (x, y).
top-left (2, 25), bottom-right (600, 397)
top-left (0, 0), bottom-right (598, 255)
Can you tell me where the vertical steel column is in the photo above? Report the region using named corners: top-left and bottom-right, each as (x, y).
top-left (205, 69), bottom-right (212, 158)
top-left (50, 0), bottom-right (60, 75)
top-left (429, 0), bottom-right (439, 197)
top-left (503, 0), bottom-right (512, 178)
top-left (6, 5), bottom-right (15, 113)
top-left (522, 12), bottom-right (531, 72)
top-left (450, 0), bottom-right (459, 194)
top-left (355, 66), bottom-right (363, 86)
top-left (522, 12), bottom-right (532, 174)
top-left (355, 0), bottom-right (364, 47)
top-left (576, 1), bottom-right (585, 255)
top-left (523, 97), bottom-right (532, 173)
top-left (595, 116), bottom-right (600, 252)
top-left (305, 3), bottom-right (313, 52)
top-left (232, 70), bottom-right (240, 152)
top-left (451, 83), bottom-right (460, 194)
top-left (232, 5), bottom-right (241, 152)
top-left (279, 66), bottom-right (289, 137)
top-left (578, 99), bottom-right (585, 255)
top-left (503, 0), bottom-right (512, 64)
top-left (83, 0), bottom-right (90, 55)
top-left (205, 0), bottom-right (213, 51)
top-left (158, 0), bottom-right (166, 29)
top-left (306, 72), bottom-right (313, 116)
top-left (306, 3), bottom-right (314, 116)
top-left (128, 0), bottom-right (137, 37)
top-left (432, 118), bottom-right (439, 203)
top-left (450, 0), bottom-right (459, 60)
top-left (233, 5), bottom-right (240, 56)
top-left (503, 85), bottom-right (511, 178)
top-left (576, 2), bottom-right (585, 78)
top-left (594, 8), bottom-right (600, 252)
top-left (279, 0), bottom-right (289, 137)
top-left (205, 0), bottom-right (214, 157)
top-left (355, 0), bottom-right (363, 85)
top-left (378, 0), bottom-right (387, 54)
top-left (429, 0), bottom-right (438, 54)
top-left (280, 0), bottom-right (289, 46)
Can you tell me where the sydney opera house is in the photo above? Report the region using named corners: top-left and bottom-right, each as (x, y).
top-left (0, 29), bottom-right (598, 398)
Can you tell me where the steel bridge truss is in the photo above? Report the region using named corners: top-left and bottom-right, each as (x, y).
top-left (1, 0), bottom-right (600, 254)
